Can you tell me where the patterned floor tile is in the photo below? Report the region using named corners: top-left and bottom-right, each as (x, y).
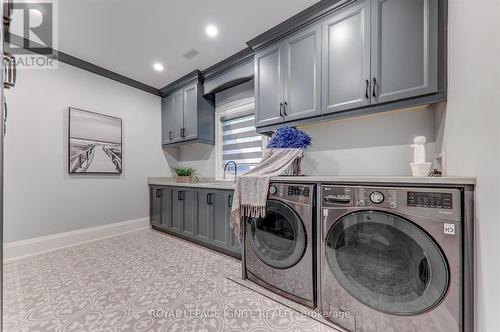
top-left (3, 229), bottom-right (337, 331)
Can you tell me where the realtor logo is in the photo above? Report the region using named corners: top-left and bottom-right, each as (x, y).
top-left (4, 0), bottom-right (58, 68)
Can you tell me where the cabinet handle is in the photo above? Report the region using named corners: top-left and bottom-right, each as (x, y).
top-left (168, 131), bottom-right (173, 140)
top-left (156, 189), bottom-right (161, 198)
top-left (279, 103), bottom-right (283, 117)
top-left (178, 191), bottom-right (183, 201)
top-left (207, 193), bottom-right (212, 205)
top-left (365, 80), bottom-right (370, 99)
top-left (372, 78), bottom-right (377, 98)
top-left (283, 102), bottom-right (288, 116)
top-left (180, 128), bottom-right (185, 138)
top-left (228, 195), bottom-right (232, 208)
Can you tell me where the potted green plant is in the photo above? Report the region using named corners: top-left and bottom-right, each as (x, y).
top-left (172, 166), bottom-right (198, 183)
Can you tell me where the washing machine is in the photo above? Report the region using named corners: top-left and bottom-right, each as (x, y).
top-left (320, 185), bottom-right (466, 331)
top-left (244, 183), bottom-right (316, 307)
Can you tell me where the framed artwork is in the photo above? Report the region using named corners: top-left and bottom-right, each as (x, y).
top-left (68, 107), bottom-right (122, 174)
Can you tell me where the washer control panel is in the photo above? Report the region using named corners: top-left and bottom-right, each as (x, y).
top-left (321, 185), bottom-right (462, 222)
top-left (356, 188), bottom-right (397, 209)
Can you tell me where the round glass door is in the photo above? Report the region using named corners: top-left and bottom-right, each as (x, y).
top-left (326, 211), bottom-right (449, 315)
top-left (247, 200), bottom-right (306, 269)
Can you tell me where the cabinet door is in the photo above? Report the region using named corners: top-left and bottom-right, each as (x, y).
top-left (150, 186), bottom-right (162, 226)
top-left (370, 0), bottom-right (438, 103)
top-left (211, 191), bottom-right (228, 248)
top-left (226, 193), bottom-right (241, 254)
top-left (170, 188), bottom-right (184, 233)
top-left (322, 0), bottom-right (371, 114)
top-left (255, 45), bottom-right (284, 127)
top-left (283, 25), bottom-right (321, 121)
top-left (161, 95), bottom-right (176, 145)
top-left (182, 189), bottom-right (196, 237)
top-left (170, 90), bottom-right (184, 142)
top-left (182, 84), bottom-right (198, 141)
top-left (160, 187), bottom-right (171, 229)
top-left (196, 190), bottom-right (211, 242)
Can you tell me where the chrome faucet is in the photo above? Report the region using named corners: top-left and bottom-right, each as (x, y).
top-left (224, 161), bottom-right (238, 182)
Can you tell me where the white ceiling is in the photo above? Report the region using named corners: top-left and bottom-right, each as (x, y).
top-left (58, 0), bottom-right (320, 89)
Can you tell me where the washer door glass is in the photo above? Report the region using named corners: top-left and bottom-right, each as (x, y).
top-left (326, 211), bottom-right (449, 315)
top-left (247, 200), bottom-right (306, 269)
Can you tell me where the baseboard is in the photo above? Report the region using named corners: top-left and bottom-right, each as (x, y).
top-left (3, 217), bottom-right (150, 263)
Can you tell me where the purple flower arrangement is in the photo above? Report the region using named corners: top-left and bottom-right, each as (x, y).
top-left (267, 126), bottom-right (312, 149)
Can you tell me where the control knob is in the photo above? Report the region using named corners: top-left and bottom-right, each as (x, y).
top-left (370, 191), bottom-right (385, 204)
top-left (269, 186), bottom-right (278, 195)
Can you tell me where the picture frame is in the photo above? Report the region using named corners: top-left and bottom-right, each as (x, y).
top-left (68, 107), bottom-right (123, 174)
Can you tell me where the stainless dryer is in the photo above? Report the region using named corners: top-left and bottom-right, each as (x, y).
top-left (320, 185), bottom-right (466, 331)
top-left (244, 183), bottom-right (316, 307)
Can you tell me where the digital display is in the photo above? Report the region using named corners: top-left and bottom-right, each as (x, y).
top-left (288, 186), bottom-right (310, 197)
top-left (407, 192), bottom-right (452, 209)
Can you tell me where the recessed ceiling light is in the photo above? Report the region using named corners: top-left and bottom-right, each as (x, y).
top-left (205, 24), bottom-right (218, 38)
top-left (153, 63), bottom-right (164, 72)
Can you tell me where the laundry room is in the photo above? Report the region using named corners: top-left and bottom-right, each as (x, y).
top-left (1, 0), bottom-right (499, 332)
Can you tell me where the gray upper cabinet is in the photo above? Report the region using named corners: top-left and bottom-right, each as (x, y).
top-left (370, 0), bottom-right (438, 103)
top-left (283, 25), bottom-right (321, 121)
top-left (250, 0), bottom-right (443, 130)
top-left (255, 25), bottom-right (321, 127)
top-left (162, 90), bottom-right (183, 144)
top-left (182, 84), bottom-right (198, 141)
top-left (255, 45), bottom-right (283, 127)
top-left (161, 71), bottom-right (214, 147)
top-left (322, 0), bottom-right (371, 114)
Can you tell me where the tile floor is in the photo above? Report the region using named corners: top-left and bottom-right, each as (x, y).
top-left (3, 229), bottom-right (338, 331)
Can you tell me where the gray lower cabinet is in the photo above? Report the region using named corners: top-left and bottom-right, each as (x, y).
top-left (195, 189), bottom-right (240, 256)
top-left (150, 186), bottom-right (163, 227)
top-left (370, 0), bottom-right (438, 104)
top-left (150, 185), bottom-right (240, 258)
top-left (170, 188), bottom-right (195, 237)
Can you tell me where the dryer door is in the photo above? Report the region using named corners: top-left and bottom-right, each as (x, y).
top-left (325, 210), bottom-right (449, 315)
top-left (247, 200), bottom-right (306, 269)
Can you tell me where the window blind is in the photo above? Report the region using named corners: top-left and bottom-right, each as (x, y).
top-left (221, 114), bottom-right (262, 174)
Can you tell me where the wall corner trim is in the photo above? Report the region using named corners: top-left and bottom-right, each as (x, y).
top-left (3, 217), bottom-right (150, 263)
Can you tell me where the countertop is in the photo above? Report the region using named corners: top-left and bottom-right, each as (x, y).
top-left (148, 176), bottom-right (475, 188)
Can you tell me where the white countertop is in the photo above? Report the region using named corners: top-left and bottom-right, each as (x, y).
top-left (148, 177), bottom-right (236, 190)
top-left (148, 176), bottom-right (475, 188)
top-left (272, 176), bottom-right (476, 185)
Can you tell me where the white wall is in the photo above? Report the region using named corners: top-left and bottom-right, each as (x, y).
top-left (442, 1), bottom-right (500, 331)
top-left (4, 61), bottom-right (168, 242)
top-left (298, 106), bottom-right (437, 176)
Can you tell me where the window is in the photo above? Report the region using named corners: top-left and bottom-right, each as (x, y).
top-left (216, 102), bottom-right (265, 180)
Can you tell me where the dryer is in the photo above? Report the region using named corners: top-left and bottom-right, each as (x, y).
top-left (320, 185), bottom-right (464, 331)
top-left (244, 183), bottom-right (316, 307)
